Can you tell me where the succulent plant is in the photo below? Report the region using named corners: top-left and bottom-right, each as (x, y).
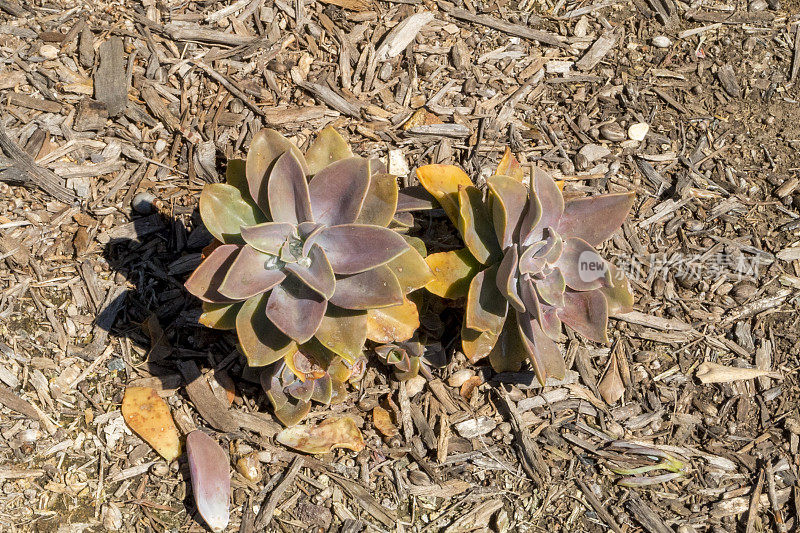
top-left (185, 127), bottom-right (433, 373)
top-left (374, 336), bottom-right (424, 381)
top-left (416, 149), bottom-right (635, 384)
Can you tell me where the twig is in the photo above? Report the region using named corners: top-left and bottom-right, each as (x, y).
top-left (494, 389), bottom-right (548, 487)
top-left (576, 479), bottom-right (624, 533)
top-left (192, 61), bottom-right (271, 121)
top-left (253, 456), bottom-right (303, 530)
top-left (440, 4), bottom-right (568, 49)
top-left (746, 468), bottom-right (765, 533)
top-left (766, 459), bottom-right (787, 533)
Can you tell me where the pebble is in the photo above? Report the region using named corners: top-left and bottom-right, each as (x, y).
top-left (599, 122), bottom-right (626, 142)
top-left (575, 143), bottom-right (611, 170)
top-left (447, 369), bottom-right (475, 388)
top-left (101, 503), bottom-right (123, 530)
top-left (573, 17), bottom-right (590, 38)
top-left (651, 36), bottom-right (672, 48)
top-left (39, 44), bottom-right (59, 59)
top-left (405, 375), bottom-right (426, 397)
top-left (732, 281), bottom-right (757, 303)
top-left (454, 416), bottom-right (497, 438)
top-left (627, 122), bottom-right (649, 141)
top-left (132, 191), bottom-right (158, 215)
top-left (749, 0), bottom-right (768, 10)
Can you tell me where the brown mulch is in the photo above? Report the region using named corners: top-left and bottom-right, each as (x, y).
top-left (1, 0), bottom-right (800, 532)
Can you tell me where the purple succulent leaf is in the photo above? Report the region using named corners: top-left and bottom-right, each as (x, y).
top-left (199, 183), bottom-right (265, 244)
top-left (458, 185), bottom-right (501, 264)
top-left (539, 303), bottom-right (563, 341)
top-left (516, 311), bottom-right (566, 385)
top-left (465, 264), bottom-right (508, 334)
top-left (268, 151), bottom-right (313, 225)
top-left (557, 192), bottom-right (635, 247)
top-left (554, 237), bottom-right (612, 291)
top-left (185, 244), bottom-right (240, 303)
top-left (369, 158), bottom-right (387, 175)
top-left (355, 173), bottom-right (398, 227)
top-left (186, 431), bottom-right (230, 533)
top-left (487, 175), bottom-right (528, 249)
top-left (285, 378), bottom-right (315, 402)
top-left (305, 126), bottom-right (353, 175)
top-left (518, 240), bottom-right (547, 275)
top-left (284, 243), bottom-right (336, 300)
top-left (536, 268), bottom-right (566, 308)
top-left (529, 166), bottom-right (564, 239)
top-left (328, 265), bottom-right (404, 310)
top-left (600, 263), bottom-right (635, 315)
top-left (496, 246), bottom-right (525, 313)
top-left (396, 185), bottom-right (437, 212)
top-left (541, 230), bottom-right (564, 265)
top-left (391, 211), bottom-right (414, 230)
top-left (312, 224), bottom-right (409, 275)
top-left (265, 277), bottom-right (327, 344)
top-left (218, 244), bottom-right (286, 300)
top-left (308, 157), bottom-right (370, 226)
top-left (261, 370), bottom-right (288, 409)
top-left (246, 129), bottom-right (308, 217)
top-left (314, 306), bottom-right (368, 363)
top-left (311, 374), bottom-right (333, 404)
top-left (236, 294), bottom-right (297, 366)
top-left (488, 310), bottom-right (529, 373)
top-left (519, 181), bottom-right (542, 246)
top-left (558, 289), bottom-right (609, 344)
top-left (240, 222), bottom-right (295, 255)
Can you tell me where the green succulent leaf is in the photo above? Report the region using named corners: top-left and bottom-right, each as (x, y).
top-left (516, 310), bottom-right (566, 385)
top-left (458, 185), bottom-right (501, 264)
top-left (488, 311), bottom-right (529, 373)
top-left (558, 289), bottom-right (609, 344)
top-left (225, 158), bottom-right (250, 200)
top-left (416, 164), bottom-right (473, 225)
top-left (396, 185), bottom-right (437, 212)
top-left (496, 246), bottom-right (524, 313)
top-left (385, 244), bottom-right (433, 294)
top-left (184, 244), bottom-right (240, 303)
top-left (313, 224), bottom-right (409, 275)
top-left (236, 294), bottom-right (298, 366)
top-left (495, 147), bottom-right (526, 182)
top-left (315, 306), bottom-right (368, 363)
top-left (461, 326), bottom-right (500, 364)
top-left (268, 151), bottom-right (313, 225)
top-left (247, 129), bottom-right (308, 217)
top-left (356, 172), bottom-right (398, 227)
top-left (218, 244), bottom-right (286, 300)
top-left (305, 126), bottom-right (353, 175)
top-left (558, 192), bottom-right (635, 247)
top-left (199, 183), bottom-right (265, 244)
top-left (240, 222), bottom-right (294, 255)
top-left (284, 243), bottom-right (336, 300)
top-left (487, 175), bottom-right (528, 249)
top-left (308, 157), bottom-right (370, 226)
top-left (600, 263), bottom-right (635, 315)
top-left (265, 276), bottom-right (327, 344)
top-left (328, 265), bottom-right (404, 310)
top-left (311, 374), bottom-right (333, 404)
top-left (199, 301), bottom-right (242, 330)
top-left (465, 265), bottom-right (507, 335)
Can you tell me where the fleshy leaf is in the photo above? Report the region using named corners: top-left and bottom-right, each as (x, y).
top-left (465, 265), bottom-right (507, 334)
top-left (396, 185), bottom-right (437, 212)
top-left (311, 374), bottom-right (333, 404)
top-left (458, 185), bottom-right (501, 264)
top-left (601, 263), bottom-right (634, 315)
top-left (268, 151), bottom-right (313, 225)
top-left (122, 387), bottom-right (181, 462)
top-left (355, 172), bottom-right (398, 227)
top-left (328, 265), bottom-right (404, 310)
top-left (554, 237), bottom-right (611, 291)
top-left (598, 352), bottom-right (625, 404)
top-left (366, 297), bottom-right (420, 343)
top-left (225, 158), bottom-right (250, 200)
top-left (199, 302), bottom-right (242, 330)
top-left (246, 129), bottom-right (308, 216)
top-left (496, 246), bottom-right (524, 312)
top-left (495, 147), bottom-right (526, 182)
top-left (517, 311), bottom-right (566, 385)
top-left (530, 166), bottom-right (564, 237)
top-left (200, 183), bottom-right (264, 244)
top-left (305, 126), bottom-right (353, 175)
top-left (416, 164), bottom-right (473, 224)
top-left (265, 277), bottom-right (327, 343)
top-left (284, 243), bottom-right (336, 299)
top-left (487, 175), bottom-right (528, 249)
top-left (539, 303), bottom-right (562, 340)
top-left (461, 326), bottom-right (500, 363)
top-left (236, 294), bottom-right (298, 366)
top-left (240, 222), bottom-right (294, 255)
top-left (218, 244), bottom-right (286, 300)
top-left (373, 406), bottom-right (399, 437)
top-left (308, 157), bottom-right (370, 226)
top-left (385, 244), bottom-right (433, 294)
top-left (315, 306), bottom-right (368, 363)
top-left (313, 224), bottom-right (409, 275)
top-left (274, 399), bottom-right (312, 427)
top-left (558, 289), bottom-right (610, 344)
top-left (488, 311), bottom-right (529, 373)
top-left (276, 416), bottom-right (365, 454)
top-left (558, 192), bottom-right (635, 247)
top-left (536, 268), bottom-right (566, 308)
top-left (186, 431), bottom-right (230, 533)
top-left (184, 244), bottom-right (240, 303)
top-left (425, 248), bottom-right (480, 299)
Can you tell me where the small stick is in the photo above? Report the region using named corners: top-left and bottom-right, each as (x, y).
top-left (745, 469), bottom-right (765, 533)
top-left (766, 459), bottom-right (787, 533)
top-left (253, 456), bottom-right (303, 530)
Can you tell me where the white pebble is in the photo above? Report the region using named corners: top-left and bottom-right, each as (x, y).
top-left (40, 44), bottom-right (59, 59)
top-left (387, 149), bottom-right (410, 178)
top-left (573, 16), bottom-right (590, 38)
top-left (651, 36), bottom-right (672, 48)
top-left (447, 369), bottom-right (475, 388)
top-left (628, 122), bottom-right (650, 142)
top-left (405, 375), bottom-right (426, 397)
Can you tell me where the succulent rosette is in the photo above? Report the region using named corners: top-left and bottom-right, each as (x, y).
top-left (184, 127), bottom-right (433, 376)
top-left (417, 149), bottom-right (635, 384)
top-left (374, 335), bottom-right (424, 381)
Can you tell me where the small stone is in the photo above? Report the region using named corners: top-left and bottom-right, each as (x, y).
top-left (732, 281), bottom-right (757, 303)
top-left (388, 149), bottom-right (410, 177)
top-left (651, 36), bottom-right (672, 48)
top-left (154, 138), bottom-right (168, 153)
top-left (236, 453), bottom-right (261, 482)
top-left (101, 503), bottom-right (123, 530)
top-left (39, 44), bottom-right (59, 59)
top-left (67, 177), bottom-right (91, 198)
top-left (573, 16), bottom-right (589, 38)
top-left (408, 470), bottom-right (431, 485)
top-left (749, 0), bottom-right (768, 10)
top-left (575, 143), bottom-right (611, 170)
top-left (766, 0), bottom-right (780, 9)
top-left (132, 191), bottom-right (158, 215)
top-left (600, 123), bottom-right (626, 142)
top-left (405, 375), bottom-right (426, 397)
top-left (627, 122), bottom-right (649, 142)
top-left (493, 508), bottom-right (510, 533)
top-left (454, 416), bottom-right (497, 438)
top-left (150, 461), bottom-right (169, 477)
top-left (447, 369), bottom-right (475, 388)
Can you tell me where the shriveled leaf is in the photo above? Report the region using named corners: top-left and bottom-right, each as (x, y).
top-left (305, 126), bottom-right (353, 175)
top-left (276, 416), bottom-right (365, 454)
top-left (530, 166), bottom-right (564, 235)
top-left (373, 405), bottom-right (399, 438)
top-left (488, 312), bottom-right (528, 373)
top-left (516, 311), bottom-right (566, 385)
top-left (458, 185), bottom-right (501, 264)
top-left (396, 185), bottom-right (437, 211)
top-left (496, 246), bottom-right (524, 312)
top-left (465, 265), bottom-right (507, 334)
top-left (329, 265), bottom-right (404, 310)
top-left (554, 237), bottom-right (611, 291)
top-left (186, 431), bottom-right (230, 533)
top-left (236, 294), bottom-right (298, 366)
top-left (308, 157), bottom-right (370, 226)
top-left (598, 352), bottom-right (625, 404)
top-left (425, 248), bottom-right (480, 299)
top-left (558, 192), bottom-right (635, 247)
top-left (600, 263), bottom-right (635, 315)
top-left (355, 172), bottom-right (398, 227)
top-left (225, 158), bottom-right (250, 200)
top-left (495, 147), bottom-right (525, 182)
top-left (200, 183), bottom-right (264, 244)
top-left (265, 277), bottom-right (327, 343)
top-left (385, 244), bottom-right (433, 294)
top-left (366, 297), bottom-right (420, 343)
top-left (487, 175), bottom-right (528, 249)
top-left (284, 243), bottom-right (336, 299)
top-left (185, 244), bottom-right (240, 303)
top-left (240, 222), bottom-right (294, 255)
top-left (268, 151), bottom-right (313, 225)
top-left (313, 224), bottom-right (409, 275)
top-left (416, 164), bottom-right (472, 224)
top-left (199, 301), bottom-right (242, 330)
top-left (247, 129), bottom-right (308, 216)
top-left (558, 289), bottom-right (609, 344)
top-left (315, 306), bottom-right (367, 363)
top-left (122, 387), bottom-right (180, 461)
top-left (462, 326), bottom-right (500, 363)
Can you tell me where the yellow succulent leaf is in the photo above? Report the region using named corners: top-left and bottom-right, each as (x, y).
top-left (495, 147), bottom-right (525, 182)
top-left (416, 164), bottom-right (473, 225)
top-left (366, 297), bottom-right (420, 343)
top-left (122, 387), bottom-right (181, 462)
top-left (424, 248), bottom-right (480, 299)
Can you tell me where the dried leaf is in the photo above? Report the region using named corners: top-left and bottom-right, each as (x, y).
top-left (140, 314), bottom-right (172, 362)
top-left (121, 387), bottom-right (181, 461)
top-left (373, 405), bottom-right (399, 437)
top-left (598, 353), bottom-right (625, 404)
top-left (276, 416), bottom-right (365, 454)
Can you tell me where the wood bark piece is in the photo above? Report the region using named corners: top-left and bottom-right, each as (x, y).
top-left (576, 29), bottom-right (622, 71)
top-left (328, 472), bottom-right (397, 527)
top-left (0, 383), bottom-right (40, 419)
top-left (495, 389), bottom-right (548, 487)
top-left (441, 5), bottom-right (568, 49)
top-left (6, 93), bottom-right (62, 113)
top-left (295, 79), bottom-right (362, 117)
top-left (576, 479), bottom-right (624, 533)
top-left (177, 361), bottom-right (238, 433)
top-left (140, 85), bottom-right (200, 144)
top-left (376, 12), bottom-right (435, 61)
top-left (94, 36), bottom-right (127, 116)
top-left (164, 23), bottom-right (258, 46)
top-left (717, 63), bottom-right (741, 98)
top-left (626, 492), bottom-right (673, 533)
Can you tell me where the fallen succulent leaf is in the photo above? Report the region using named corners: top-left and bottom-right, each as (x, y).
top-left (696, 362), bottom-right (781, 384)
top-left (373, 405), bottom-right (399, 438)
top-left (460, 375), bottom-right (483, 400)
top-left (598, 353), bottom-right (625, 404)
top-left (121, 387), bottom-right (180, 461)
top-left (276, 416), bottom-right (365, 454)
top-left (186, 431), bottom-right (230, 533)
